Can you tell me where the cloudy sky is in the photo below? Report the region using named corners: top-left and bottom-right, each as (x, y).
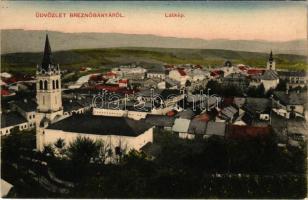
top-left (1, 1), bottom-right (307, 41)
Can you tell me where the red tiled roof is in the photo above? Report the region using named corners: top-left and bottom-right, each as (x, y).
top-left (80, 67), bottom-right (86, 71)
top-left (228, 124), bottom-right (271, 139)
top-left (167, 110), bottom-right (177, 117)
top-left (247, 69), bottom-right (264, 75)
top-left (194, 114), bottom-right (210, 122)
top-left (222, 97), bottom-right (234, 107)
top-left (106, 72), bottom-right (117, 77)
top-left (118, 79), bottom-right (128, 84)
top-left (1, 89), bottom-right (10, 96)
top-left (239, 66), bottom-right (248, 71)
top-left (89, 75), bottom-right (105, 82)
top-left (210, 70), bottom-right (223, 77)
top-left (94, 84), bottom-right (137, 94)
top-left (177, 68), bottom-right (187, 76)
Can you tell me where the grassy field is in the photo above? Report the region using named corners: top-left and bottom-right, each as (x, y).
top-left (1, 47), bottom-right (307, 75)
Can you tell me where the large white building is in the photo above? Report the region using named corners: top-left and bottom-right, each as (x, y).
top-left (35, 35), bottom-right (154, 155)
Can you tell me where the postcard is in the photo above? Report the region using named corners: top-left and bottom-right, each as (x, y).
top-left (0, 1), bottom-right (307, 199)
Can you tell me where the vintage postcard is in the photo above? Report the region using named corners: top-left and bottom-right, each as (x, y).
top-left (0, 1), bottom-right (307, 199)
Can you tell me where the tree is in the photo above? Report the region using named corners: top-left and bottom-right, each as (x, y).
top-left (67, 136), bottom-right (102, 165)
top-left (43, 144), bottom-right (55, 157)
top-left (54, 138), bottom-right (66, 149)
top-left (54, 138), bottom-right (66, 157)
top-left (247, 84), bottom-right (265, 97)
top-left (276, 79), bottom-right (287, 91)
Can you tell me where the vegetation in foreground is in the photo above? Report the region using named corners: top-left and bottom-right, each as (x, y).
top-left (1, 129), bottom-right (307, 198)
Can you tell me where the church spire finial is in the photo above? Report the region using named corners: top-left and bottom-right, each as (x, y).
top-left (269, 50), bottom-right (273, 62)
top-left (41, 34), bottom-right (54, 71)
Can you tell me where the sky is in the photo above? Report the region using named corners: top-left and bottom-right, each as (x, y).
top-left (1, 1), bottom-right (307, 41)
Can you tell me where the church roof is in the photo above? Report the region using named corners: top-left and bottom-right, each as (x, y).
top-left (47, 115), bottom-right (153, 137)
top-left (261, 70), bottom-right (279, 80)
top-left (41, 34), bottom-right (55, 71)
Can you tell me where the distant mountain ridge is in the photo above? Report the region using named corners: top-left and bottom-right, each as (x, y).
top-left (1, 29), bottom-right (307, 56)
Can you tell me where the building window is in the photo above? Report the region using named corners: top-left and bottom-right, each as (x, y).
top-left (43, 96), bottom-right (45, 105)
top-left (56, 80), bottom-right (59, 89)
top-left (39, 80), bottom-right (43, 90)
top-left (44, 80), bottom-right (48, 90)
top-left (52, 80), bottom-right (55, 89)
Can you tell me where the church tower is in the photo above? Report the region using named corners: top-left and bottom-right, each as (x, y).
top-left (36, 34), bottom-right (63, 151)
top-left (266, 50), bottom-right (276, 70)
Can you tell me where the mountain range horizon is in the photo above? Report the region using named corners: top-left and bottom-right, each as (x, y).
top-left (1, 29), bottom-right (307, 56)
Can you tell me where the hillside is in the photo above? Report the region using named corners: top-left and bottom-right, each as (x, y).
top-left (1, 48), bottom-right (307, 75)
top-left (2, 29), bottom-right (308, 56)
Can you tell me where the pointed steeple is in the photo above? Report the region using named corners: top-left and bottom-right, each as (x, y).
top-left (269, 50), bottom-right (274, 62)
top-left (41, 34), bottom-right (54, 71)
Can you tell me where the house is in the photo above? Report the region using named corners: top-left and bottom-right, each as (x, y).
top-left (168, 68), bottom-right (190, 86)
top-left (63, 98), bottom-right (87, 116)
top-left (172, 118), bottom-right (191, 139)
top-left (165, 77), bottom-right (180, 89)
top-left (118, 79), bottom-right (128, 88)
top-left (105, 71), bottom-right (117, 79)
top-left (1, 112), bottom-right (29, 135)
top-left (243, 98), bottom-right (271, 121)
top-left (143, 78), bottom-right (161, 89)
top-left (145, 114), bottom-right (175, 131)
top-left (187, 119), bottom-right (207, 139)
top-left (112, 65), bottom-right (147, 80)
top-left (286, 118), bottom-right (307, 141)
top-left (136, 89), bottom-right (184, 108)
top-left (233, 112), bottom-right (254, 126)
top-left (93, 103), bottom-right (149, 120)
top-left (277, 70), bottom-right (308, 88)
top-left (176, 108), bottom-right (195, 120)
top-left (210, 70), bottom-right (224, 79)
top-left (205, 121), bottom-right (226, 138)
top-left (146, 68), bottom-right (166, 80)
top-left (43, 115), bottom-right (153, 162)
top-left (187, 68), bottom-right (210, 82)
top-left (227, 124), bottom-right (272, 139)
top-left (272, 91), bottom-right (307, 119)
top-left (11, 98), bottom-right (37, 129)
top-left (218, 105), bottom-right (238, 122)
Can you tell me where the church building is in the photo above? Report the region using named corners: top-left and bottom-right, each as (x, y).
top-left (35, 35), bottom-right (153, 156)
top-left (260, 51), bottom-right (279, 92)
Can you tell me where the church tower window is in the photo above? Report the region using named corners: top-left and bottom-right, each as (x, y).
top-left (52, 80), bottom-right (55, 89)
top-left (44, 80), bottom-right (48, 90)
top-left (39, 80), bottom-right (43, 90)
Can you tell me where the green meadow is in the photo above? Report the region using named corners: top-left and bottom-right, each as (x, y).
top-left (1, 48), bottom-right (307, 75)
